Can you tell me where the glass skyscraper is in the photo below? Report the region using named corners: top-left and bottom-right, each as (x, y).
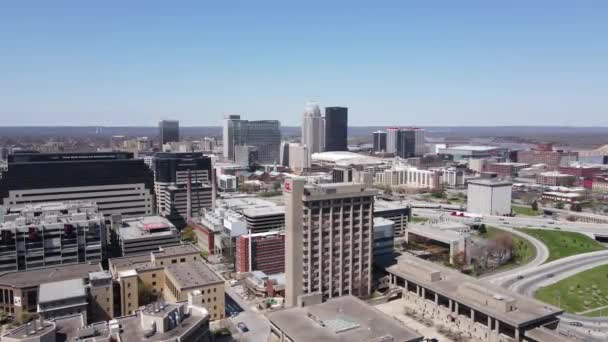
top-left (324, 107), bottom-right (348, 151)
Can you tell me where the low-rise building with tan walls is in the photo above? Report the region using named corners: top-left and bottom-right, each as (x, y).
top-left (108, 243), bottom-right (226, 320)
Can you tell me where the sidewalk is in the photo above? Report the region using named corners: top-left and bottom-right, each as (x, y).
top-left (375, 299), bottom-right (455, 342)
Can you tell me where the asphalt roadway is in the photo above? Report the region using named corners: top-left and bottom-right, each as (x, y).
top-left (414, 206), bottom-right (608, 340)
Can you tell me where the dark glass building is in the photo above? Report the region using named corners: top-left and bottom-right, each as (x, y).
top-left (324, 107), bottom-right (348, 151)
top-left (373, 131), bottom-right (387, 152)
top-left (154, 152), bottom-right (212, 183)
top-left (159, 119), bottom-right (180, 145)
top-left (153, 152), bottom-right (213, 226)
top-left (0, 152), bottom-right (155, 218)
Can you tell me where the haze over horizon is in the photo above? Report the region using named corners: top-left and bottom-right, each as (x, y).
top-left (1, 1), bottom-right (607, 126)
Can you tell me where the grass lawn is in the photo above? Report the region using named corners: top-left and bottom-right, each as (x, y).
top-left (409, 216), bottom-right (429, 223)
top-left (535, 264), bottom-right (608, 316)
top-left (519, 228), bottom-right (605, 263)
top-left (512, 205), bottom-right (541, 216)
top-left (484, 226), bottom-right (536, 268)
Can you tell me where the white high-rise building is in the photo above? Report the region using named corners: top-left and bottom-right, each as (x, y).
top-left (284, 179), bottom-right (377, 307)
top-left (301, 102), bottom-right (325, 155)
top-left (288, 143), bottom-right (310, 172)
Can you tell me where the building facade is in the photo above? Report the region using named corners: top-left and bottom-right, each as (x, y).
top-left (517, 143), bottom-right (578, 170)
top-left (301, 102), bottom-right (325, 155)
top-left (0, 201), bottom-right (105, 272)
top-left (372, 130), bottom-right (387, 153)
top-left (284, 180), bottom-right (377, 307)
top-left (236, 231), bottom-right (285, 274)
top-left (222, 115), bottom-right (281, 164)
top-left (0, 152), bottom-right (154, 219)
top-left (288, 143), bottom-right (310, 173)
top-left (159, 119), bottom-right (180, 145)
top-left (154, 152), bottom-right (213, 225)
top-left (467, 179), bottom-right (512, 216)
top-left (535, 171), bottom-right (576, 187)
top-left (324, 107), bottom-right (348, 151)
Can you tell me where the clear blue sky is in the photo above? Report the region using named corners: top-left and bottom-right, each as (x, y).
top-left (1, 1), bottom-right (607, 126)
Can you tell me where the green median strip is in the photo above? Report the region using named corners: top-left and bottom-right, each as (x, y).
top-left (518, 228), bottom-right (605, 263)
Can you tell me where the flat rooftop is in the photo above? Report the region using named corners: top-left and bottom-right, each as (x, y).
top-left (109, 254), bottom-right (152, 272)
top-left (0, 263), bottom-right (101, 288)
top-left (441, 145), bottom-right (501, 152)
top-left (408, 224), bottom-right (468, 243)
top-left (39, 278), bottom-right (86, 303)
top-left (467, 178), bottom-right (513, 187)
top-left (387, 254), bottom-right (563, 327)
top-left (117, 302), bottom-right (208, 342)
top-left (374, 199), bottom-right (410, 213)
top-left (222, 197), bottom-right (285, 218)
top-left (491, 162), bottom-right (530, 167)
top-left (118, 215), bottom-right (178, 241)
top-left (267, 295), bottom-right (423, 342)
top-left (153, 243), bottom-right (200, 258)
top-left (166, 260), bottom-right (223, 289)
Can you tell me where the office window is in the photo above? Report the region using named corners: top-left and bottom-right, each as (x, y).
top-left (180, 258), bottom-right (185, 262)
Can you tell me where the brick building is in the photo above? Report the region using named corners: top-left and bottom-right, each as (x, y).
top-left (558, 166), bottom-right (601, 179)
top-left (486, 162), bottom-right (530, 178)
top-left (536, 171), bottom-right (576, 187)
top-left (236, 231), bottom-right (285, 274)
top-left (516, 143), bottom-right (578, 170)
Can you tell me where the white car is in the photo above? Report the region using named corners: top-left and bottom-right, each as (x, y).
top-left (229, 280), bottom-right (238, 286)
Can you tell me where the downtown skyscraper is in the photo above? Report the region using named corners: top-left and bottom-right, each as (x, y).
top-left (324, 107), bottom-right (348, 151)
top-left (301, 102), bottom-right (324, 155)
top-left (222, 114), bottom-right (281, 164)
top-left (159, 119), bottom-right (180, 145)
top-left (284, 179), bottom-right (377, 307)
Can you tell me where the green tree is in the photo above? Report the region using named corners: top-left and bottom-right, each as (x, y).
top-left (531, 200), bottom-right (539, 211)
top-left (478, 224), bottom-right (487, 235)
top-left (181, 226), bottom-right (197, 243)
top-left (570, 203), bottom-right (582, 212)
top-left (555, 202), bottom-right (565, 210)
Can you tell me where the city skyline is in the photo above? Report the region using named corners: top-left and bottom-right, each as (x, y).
top-left (1, 1), bottom-right (607, 126)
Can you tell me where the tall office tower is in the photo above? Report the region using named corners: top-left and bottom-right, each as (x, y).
top-left (288, 144), bottom-right (310, 173)
top-left (280, 142), bottom-right (290, 167)
top-left (301, 102), bottom-right (325, 154)
top-left (159, 120), bottom-right (180, 145)
top-left (0, 152), bottom-right (154, 218)
top-left (386, 128), bottom-right (426, 158)
top-left (223, 114), bottom-right (243, 160)
top-left (372, 131), bottom-right (387, 152)
top-left (154, 152), bottom-right (213, 226)
top-left (222, 115), bottom-right (281, 164)
top-left (243, 120), bottom-right (281, 164)
top-left (0, 201), bottom-right (105, 272)
top-left (324, 107), bottom-right (348, 151)
top-left (284, 180), bottom-right (377, 307)
top-left (386, 128), bottom-right (399, 154)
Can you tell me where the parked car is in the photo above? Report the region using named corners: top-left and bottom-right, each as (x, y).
top-left (237, 322), bottom-right (249, 333)
top-left (229, 280), bottom-right (238, 286)
top-left (569, 321), bottom-right (583, 327)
